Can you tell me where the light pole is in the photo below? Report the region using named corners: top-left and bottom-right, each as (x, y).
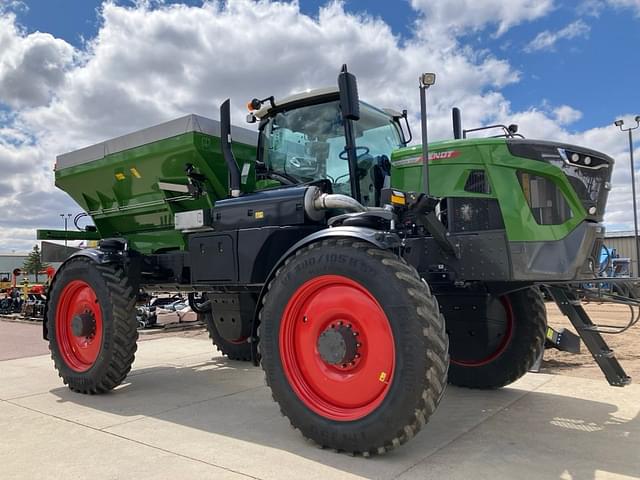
top-left (59, 213), bottom-right (72, 247)
top-left (419, 72), bottom-right (436, 196)
top-left (615, 116), bottom-right (640, 275)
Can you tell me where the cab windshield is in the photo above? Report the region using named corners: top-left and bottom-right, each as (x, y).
top-left (260, 100), bottom-right (403, 206)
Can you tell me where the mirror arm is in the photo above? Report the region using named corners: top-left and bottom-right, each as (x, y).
top-left (338, 64), bottom-right (362, 203)
top-left (402, 109), bottom-right (413, 144)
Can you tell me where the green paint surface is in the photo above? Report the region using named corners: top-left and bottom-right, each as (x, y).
top-left (391, 139), bottom-right (587, 242)
top-left (52, 132), bottom-right (257, 253)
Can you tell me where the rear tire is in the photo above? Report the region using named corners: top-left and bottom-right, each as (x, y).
top-left (259, 239), bottom-right (448, 455)
top-left (201, 311), bottom-right (252, 361)
top-left (47, 257), bottom-right (138, 394)
top-left (447, 287), bottom-right (546, 389)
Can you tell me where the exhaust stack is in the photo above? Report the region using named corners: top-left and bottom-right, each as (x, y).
top-left (220, 99), bottom-right (241, 197)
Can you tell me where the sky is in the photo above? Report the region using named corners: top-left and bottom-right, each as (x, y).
top-left (0, 0), bottom-right (639, 252)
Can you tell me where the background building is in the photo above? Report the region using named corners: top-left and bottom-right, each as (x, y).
top-left (0, 253), bottom-right (60, 284)
top-left (604, 231), bottom-right (639, 276)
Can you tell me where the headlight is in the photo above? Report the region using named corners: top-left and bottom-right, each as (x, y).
top-left (558, 148), bottom-right (610, 170)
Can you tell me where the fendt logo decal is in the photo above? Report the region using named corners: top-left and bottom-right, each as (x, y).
top-left (429, 150), bottom-right (460, 160)
top-left (394, 150), bottom-right (461, 167)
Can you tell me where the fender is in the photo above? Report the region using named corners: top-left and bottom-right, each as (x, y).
top-left (68, 247), bottom-right (125, 265)
top-left (249, 226), bottom-right (401, 364)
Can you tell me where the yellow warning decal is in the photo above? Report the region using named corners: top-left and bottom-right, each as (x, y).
top-left (130, 167), bottom-right (141, 178)
top-left (115, 172), bottom-right (126, 181)
top-left (254, 211), bottom-right (264, 219)
top-left (546, 327), bottom-right (554, 340)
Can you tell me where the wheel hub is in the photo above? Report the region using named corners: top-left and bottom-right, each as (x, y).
top-left (317, 323), bottom-right (359, 366)
top-left (71, 311), bottom-right (96, 338)
top-left (55, 280), bottom-right (104, 373)
top-left (279, 275), bottom-right (395, 421)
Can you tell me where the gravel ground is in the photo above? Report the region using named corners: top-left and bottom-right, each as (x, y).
top-left (542, 302), bottom-right (640, 381)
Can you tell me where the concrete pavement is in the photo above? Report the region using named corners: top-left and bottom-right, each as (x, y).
top-left (1, 333), bottom-right (639, 480)
top-left (0, 320), bottom-right (50, 360)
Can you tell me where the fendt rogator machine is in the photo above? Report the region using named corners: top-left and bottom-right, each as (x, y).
top-left (38, 65), bottom-right (637, 456)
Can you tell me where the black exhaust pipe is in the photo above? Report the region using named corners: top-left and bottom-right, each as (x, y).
top-left (452, 107), bottom-right (462, 139)
top-left (220, 99), bottom-right (241, 197)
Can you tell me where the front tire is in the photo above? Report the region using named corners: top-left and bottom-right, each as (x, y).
top-left (259, 239), bottom-right (448, 455)
top-left (47, 257), bottom-right (138, 394)
top-left (447, 287), bottom-right (546, 389)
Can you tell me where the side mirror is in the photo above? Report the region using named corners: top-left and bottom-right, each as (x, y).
top-left (337, 64), bottom-right (360, 121)
top-left (452, 107), bottom-right (462, 139)
top-left (508, 124), bottom-right (518, 134)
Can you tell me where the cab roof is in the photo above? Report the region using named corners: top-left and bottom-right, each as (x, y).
top-left (254, 87), bottom-right (338, 118)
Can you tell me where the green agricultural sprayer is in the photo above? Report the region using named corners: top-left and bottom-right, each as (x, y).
top-left (38, 65), bottom-right (636, 456)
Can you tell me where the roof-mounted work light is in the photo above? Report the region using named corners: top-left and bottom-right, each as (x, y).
top-left (420, 73), bottom-right (436, 88)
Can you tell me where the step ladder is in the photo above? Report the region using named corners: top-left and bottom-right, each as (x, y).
top-left (546, 285), bottom-right (631, 387)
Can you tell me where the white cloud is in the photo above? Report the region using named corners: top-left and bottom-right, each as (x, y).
top-left (524, 19), bottom-right (590, 52)
top-left (410, 0), bottom-right (554, 37)
top-left (0, 14), bottom-right (75, 108)
top-left (608, 0), bottom-right (640, 15)
top-left (553, 105), bottom-right (583, 125)
top-left (8, 1), bottom-right (524, 150)
top-left (0, 0), bottom-right (636, 251)
top-left (582, 0), bottom-right (640, 16)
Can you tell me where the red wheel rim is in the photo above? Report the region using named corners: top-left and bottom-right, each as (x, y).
top-left (279, 275), bottom-right (395, 421)
top-left (55, 280), bottom-right (103, 372)
top-left (451, 296), bottom-right (514, 367)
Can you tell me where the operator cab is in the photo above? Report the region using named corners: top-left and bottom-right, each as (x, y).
top-left (251, 88), bottom-right (408, 207)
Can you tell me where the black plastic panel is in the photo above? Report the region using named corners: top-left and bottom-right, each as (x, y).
top-left (448, 197), bottom-right (505, 233)
top-left (208, 292), bottom-right (255, 341)
top-left (509, 222), bottom-right (601, 281)
top-left (189, 232), bottom-right (237, 283)
top-left (213, 186), bottom-right (308, 230)
top-left (237, 225), bottom-right (320, 283)
top-left (404, 231), bottom-right (512, 282)
top-left (464, 170), bottom-right (491, 194)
